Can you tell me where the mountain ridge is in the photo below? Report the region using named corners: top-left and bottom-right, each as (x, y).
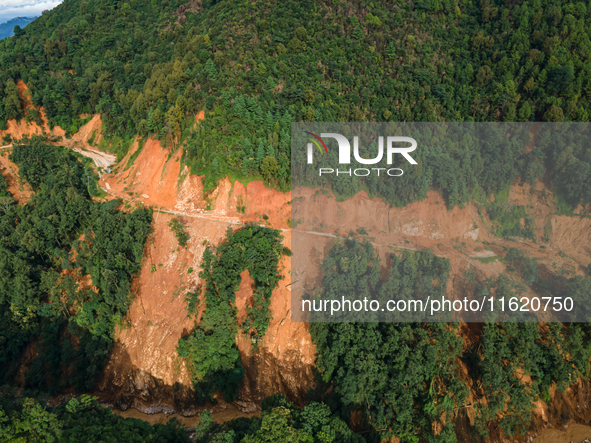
top-left (0, 16), bottom-right (37, 40)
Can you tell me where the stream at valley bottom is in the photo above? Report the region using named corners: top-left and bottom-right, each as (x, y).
top-left (113, 407), bottom-right (591, 443)
top-left (111, 403), bottom-right (260, 427)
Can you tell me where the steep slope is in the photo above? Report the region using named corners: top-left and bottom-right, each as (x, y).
top-left (1, 0), bottom-right (591, 441)
top-left (96, 138), bottom-right (314, 414)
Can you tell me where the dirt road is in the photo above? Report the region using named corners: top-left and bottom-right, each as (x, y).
top-left (71, 146), bottom-right (116, 170)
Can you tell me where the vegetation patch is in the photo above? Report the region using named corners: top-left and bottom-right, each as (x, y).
top-left (177, 224), bottom-right (289, 403)
top-left (168, 217), bottom-right (190, 248)
top-left (310, 239), bottom-right (591, 440)
top-left (0, 393), bottom-right (188, 442)
top-left (487, 202), bottom-right (536, 240)
top-left (4, 0), bottom-right (591, 209)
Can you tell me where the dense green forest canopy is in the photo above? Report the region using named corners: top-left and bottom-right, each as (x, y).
top-left (309, 239), bottom-right (591, 441)
top-left (193, 394), bottom-right (364, 443)
top-left (0, 0), bottom-right (590, 205)
top-left (0, 137), bottom-right (151, 394)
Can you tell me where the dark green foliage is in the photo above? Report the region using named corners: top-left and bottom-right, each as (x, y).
top-left (2, 79), bottom-right (22, 121)
top-left (487, 202), bottom-right (536, 239)
top-left (0, 395), bottom-right (62, 442)
top-left (310, 241), bottom-right (466, 441)
top-left (0, 394), bottom-right (188, 442)
top-left (505, 248), bottom-right (539, 285)
top-left (0, 169), bottom-right (10, 197)
top-left (474, 319), bottom-right (580, 436)
top-left (476, 321), bottom-right (542, 436)
top-left (293, 123), bottom-right (536, 210)
top-left (561, 275), bottom-right (591, 323)
top-left (308, 238), bottom-right (450, 322)
top-left (194, 394), bottom-right (363, 443)
top-left (10, 138), bottom-right (86, 191)
top-left (312, 320), bottom-right (466, 441)
top-left (309, 240), bottom-right (591, 441)
top-left (260, 156), bottom-right (278, 184)
top-left (177, 225), bottom-right (288, 403)
top-left (0, 137), bottom-right (151, 393)
top-left (464, 275), bottom-right (587, 437)
top-left (538, 125), bottom-right (591, 207)
top-left (168, 217), bottom-right (190, 248)
top-left (2, 1), bottom-right (591, 440)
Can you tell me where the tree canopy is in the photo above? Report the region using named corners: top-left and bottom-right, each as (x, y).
top-left (0, 137), bottom-right (151, 393)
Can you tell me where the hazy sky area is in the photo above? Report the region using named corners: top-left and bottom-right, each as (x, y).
top-left (0, 0), bottom-right (63, 24)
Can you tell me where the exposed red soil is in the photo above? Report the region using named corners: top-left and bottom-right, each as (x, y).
top-left (525, 380), bottom-right (591, 443)
top-left (235, 231), bottom-right (316, 408)
top-left (96, 211), bottom-right (231, 414)
top-left (0, 81), bottom-right (65, 141)
top-left (101, 138), bottom-right (291, 228)
top-left (290, 187), bottom-right (503, 311)
top-left (102, 138), bottom-right (206, 212)
top-left (97, 138), bottom-right (311, 413)
top-left (96, 134), bottom-right (591, 424)
top-left (507, 178), bottom-right (591, 275)
top-left (96, 206), bottom-right (311, 414)
top-left (71, 114), bottom-right (103, 146)
top-left (0, 151), bottom-right (32, 204)
top-left (4, 85), bottom-right (590, 436)
top-left (0, 117), bottom-right (549, 438)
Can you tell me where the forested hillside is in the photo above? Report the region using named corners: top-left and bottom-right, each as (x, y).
top-left (1, 0), bottom-right (591, 205)
top-left (309, 238), bottom-right (591, 440)
top-left (1, 0), bottom-right (591, 442)
top-left (0, 138), bottom-right (151, 393)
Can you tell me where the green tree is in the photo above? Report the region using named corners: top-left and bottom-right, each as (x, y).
top-left (206, 58), bottom-right (218, 80)
top-left (2, 79), bottom-right (22, 120)
top-left (544, 105), bottom-right (564, 122)
top-left (386, 42), bottom-right (396, 59)
top-left (168, 217), bottom-right (190, 247)
top-left (352, 26), bottom-right (364, 40)
top-left (260, 156), bottom-right (278, 183)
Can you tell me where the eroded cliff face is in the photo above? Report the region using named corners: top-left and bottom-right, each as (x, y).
top-left (234, 244), bottom-right (317, 411)
top-left (90, 134), bottom-right (591, 424)
top-left (4, 108), bottom-right (591, 440)
top-left (95, 137), bottom-right (317, 414)
top-left (454, 378), bottom-right (591, 443)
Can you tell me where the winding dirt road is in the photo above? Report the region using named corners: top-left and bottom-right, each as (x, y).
top-left (71, 146), bottom-right (116, 170)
